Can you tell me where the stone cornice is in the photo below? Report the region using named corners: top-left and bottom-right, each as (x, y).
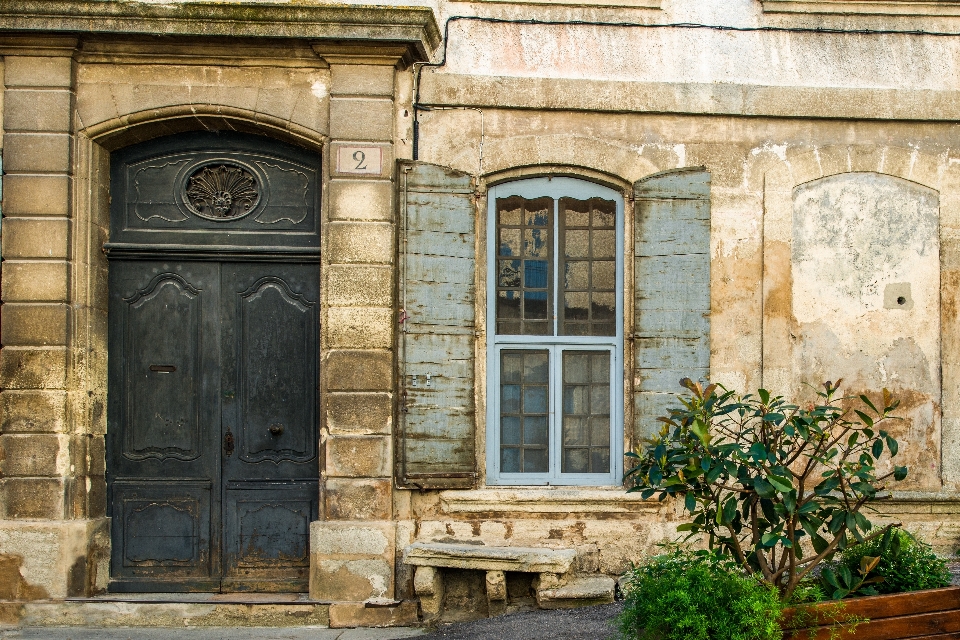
top-left (763, 0), bottom-right (960, 16)
top-left (421, 72), bottom-right (960, 122)
top-left (0, 1), bottom-right (441, 62)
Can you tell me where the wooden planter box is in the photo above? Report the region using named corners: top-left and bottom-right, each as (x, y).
top-left (782, 586), bottom-right (960, 640)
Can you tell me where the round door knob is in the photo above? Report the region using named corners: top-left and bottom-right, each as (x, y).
top-left (269, 423), bottom-right (284, 436)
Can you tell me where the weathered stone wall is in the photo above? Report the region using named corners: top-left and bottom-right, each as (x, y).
top-left (3, 0), bottom-right (960, 621)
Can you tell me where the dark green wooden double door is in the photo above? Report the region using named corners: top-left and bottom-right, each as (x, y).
top-left (108, 260), bottom-right (319, 592)
top-left (106, 133), bottom-right (321, 592)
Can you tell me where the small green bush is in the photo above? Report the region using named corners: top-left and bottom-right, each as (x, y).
top-left (617, 548), bottom-right (783, 640)
top-left (832, 528), bottom-right (951, 595)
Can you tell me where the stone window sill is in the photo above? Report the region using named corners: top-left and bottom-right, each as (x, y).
top-left (762, 0), bottom-right (960, 16)
top-left (439, 487), bottom-right (664, 514)
top-left (470, 0), bottom-right (659, 8)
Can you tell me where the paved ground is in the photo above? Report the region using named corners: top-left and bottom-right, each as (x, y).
top-left (417, 602), bottom-right (623, 640)
top-left (0, 603), bottom-right (623, 640)
top-left (0, 628), bottom-right (423, 640)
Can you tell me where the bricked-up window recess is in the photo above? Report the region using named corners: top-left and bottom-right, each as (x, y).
top-left (487, 178), bottom-right (624, 486)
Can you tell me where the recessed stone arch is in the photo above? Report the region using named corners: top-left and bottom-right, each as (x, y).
top-left (69, 106), bottom-right (328, 530)
top-left (79, 104), bottom-right (327, 153)
top-left (761, 152), bottom-right (954, 491)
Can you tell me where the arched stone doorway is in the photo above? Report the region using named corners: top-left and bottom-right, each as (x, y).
top-left (105, 131), bottom-right (321, 592)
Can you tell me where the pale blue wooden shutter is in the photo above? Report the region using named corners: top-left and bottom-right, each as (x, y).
top-left (397, 161), bottom-right (477, 489)
top-left (634, 168), bottom-right (711, 440)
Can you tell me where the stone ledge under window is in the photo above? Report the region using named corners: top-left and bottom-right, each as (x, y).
top-left (439, 487), bottom-right (665, 514)
top-left (762, 0), bottom-right (960, 17)
top-left (472, 0), bottom-right (659, 9)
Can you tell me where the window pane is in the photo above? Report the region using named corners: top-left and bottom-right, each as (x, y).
top-left (563, 449), bottom-right (589, 474)
top-left (523, 352), bottom-right (549, 383)
top-left (524, 416), bottom-right (548, 445)
top-left (524, 448), bottom-right (548, 473)
top-left (564, 292), bottom-right (589, 320)
top-left (501, 385), bottom-right (520, 413)
top-left (524, 228), bottom-right (549, 258)
top-left (593, 230), bottom-right (616, 259)
top-left (564, 198), bottom-right (590, 227)
top-left (524, 290), bottom-right (549, 320)
top-left (501, 448), bottom-right (521, 473)
top-left (592, 261), bottom-right (615, 290)
top-left (501, 350), bottom-right (550, 474)
top-left (564, 261), bottom-right (589, 290)
top-left (499, 228), bottom-right (521, 257)
top-left (502, 416), bottom-right (522, 444)
top-left (565, 230), bottom-right (590, 258)
top-left (502, 353), bottom-right (522, 383)
top-left (561, 351), bottom-right (611, 474)
top-left (559, 197), bottom-right (617, 337)
top-left (593, 199), bottom-right (616, 228)
top-left (498, 260), bottom-right (521, 288)
top-left (563, 416), bottom-right (588, 446)
top-left (523, 386), bottom-right (548, 413)
top-left (496, 196), bottom-right (553, 336)
top-left (498, 196), bottom-right (523, 226)
top-left (497, 290), bottom-right (521, 319)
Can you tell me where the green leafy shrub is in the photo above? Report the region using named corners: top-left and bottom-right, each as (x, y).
top-left (616, 548), bottom-right (783, 640)
top-left (625, 379), bottom-right (906, 601)
top-left (829, 527), bottom-right (951, 596)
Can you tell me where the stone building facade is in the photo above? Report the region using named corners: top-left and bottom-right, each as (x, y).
top-left (2, 0), bottom-right (960, 627)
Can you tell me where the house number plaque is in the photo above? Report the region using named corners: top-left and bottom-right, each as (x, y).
top-left (336, 146), bottom-right (383, 175)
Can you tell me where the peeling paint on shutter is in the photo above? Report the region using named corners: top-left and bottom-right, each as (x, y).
top-left (634, 168), bottom-right (711, 441)
top-left (397, 161), bottom-right (478, 489)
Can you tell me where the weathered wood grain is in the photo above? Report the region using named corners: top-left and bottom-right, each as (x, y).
top-left (398, 161), bottom-right (478, 488)
top-left (632, 169), bottom-right (711, 442)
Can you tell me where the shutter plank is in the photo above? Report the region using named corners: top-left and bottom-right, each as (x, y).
top-left (634, 168), bottom-right (711, 441)
top-left (398, 161), bottom-right (477, 489)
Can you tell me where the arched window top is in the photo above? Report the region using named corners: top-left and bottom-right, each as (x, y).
top-left (486, 177), bottom-right (625, 486)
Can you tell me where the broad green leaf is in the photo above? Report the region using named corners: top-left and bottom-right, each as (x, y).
top-left (706, 464), bottom-right (724, 484)
top-left (753, 477), bottom-right (776, 499)
top-left (860, 394), bottom-right (879, 414)
top-left (822, 566), bottom-right (839, 588)
top-left (872, 439), bottom-right (883, 458)
top-left (649, 466), bottom-right (663, 485)
top-left (855, 410), bottom-right (874, 428)
top-left (894, 465), bottom-right (908, 481)
top-left (886, 436), bottom-right (899, 457)
top-left (783, 491), bottom-right (797, 513)
top-left (748, 442), bottom-right (767, 460)
top-left (768, 474), bottom-right (794, 493)
top-left (810, 533), bottom-right (829, 554)
top-left (685, 492), bottom-right (696, 513)
top-left (722, 497), bottom-right (738, 525)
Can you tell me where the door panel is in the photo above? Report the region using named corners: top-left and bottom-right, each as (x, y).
top-left (220, 263), bottom-right (319, 590)
top-left (110, 480), bottom-right (218, 591)
top-left (108, 261), bottom-right (222, 591)
top-left (123, 273), bottom-right (204, 461)
top-left (221, 481), bottom-right (316, 591)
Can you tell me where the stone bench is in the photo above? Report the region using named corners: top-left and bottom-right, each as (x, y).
top-left (402, 542), bottom-right (615, 619)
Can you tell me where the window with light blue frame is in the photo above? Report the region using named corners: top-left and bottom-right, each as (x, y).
top-left (486, 177), bottom-right (624, 486)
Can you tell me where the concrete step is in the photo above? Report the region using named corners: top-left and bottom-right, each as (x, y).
top-left (1, 594), bottom-right (418, 630)
top-left (534, 575), bottom-right (617, 610)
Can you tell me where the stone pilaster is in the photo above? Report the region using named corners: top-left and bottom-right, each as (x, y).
top-left (0, 38), bottom-right (110, 599)
top-left (310, 49), bottom-right (406, 603)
